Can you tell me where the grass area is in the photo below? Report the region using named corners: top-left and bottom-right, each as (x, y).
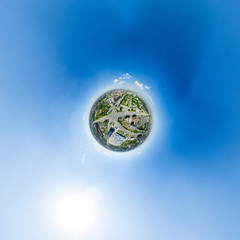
top-left (138, 123), bottom-right (148, 130)
top-left (121, 139), bottom-right (138, 147)
top-left (116, 106), bottom-right (123, 112)
top-left (94, 101), bottom-right (111, 120)
top-left (138, 97), bottom-right (149, 114)
top-left (122, 94), bottom-right (130, 106)
top-left (132, 97), bottom-right (140, 108)
top-left (117, 129), bottom-right (125, 135)
top-left (98, 119), bottom-right (109, 134)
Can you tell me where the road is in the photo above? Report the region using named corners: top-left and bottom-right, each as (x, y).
top-left (93, 106), bottom-right (149, 137)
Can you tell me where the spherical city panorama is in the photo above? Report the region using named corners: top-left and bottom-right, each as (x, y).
top-left (89, 89), bottom-right (152, 152)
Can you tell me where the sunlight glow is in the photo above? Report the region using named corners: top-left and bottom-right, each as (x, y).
top-left (53, 190), bottom-right (99, 236)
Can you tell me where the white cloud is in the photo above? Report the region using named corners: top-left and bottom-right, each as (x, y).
top-left (125, 73), bottom-right (132, 79)
top-left (145, 85), bottom-right (151, 90)
top-left (135, 80), bottom-right (143, 90)
top-left (119, 81), bottom-right (125, 85)
top-left (113, 79), bottom-right (118, 82)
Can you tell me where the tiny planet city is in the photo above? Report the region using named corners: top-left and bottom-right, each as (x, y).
top-left (89, 89), bottom-right (152, 152)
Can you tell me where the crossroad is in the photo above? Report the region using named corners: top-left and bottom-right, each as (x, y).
top-left (93, 106), bottom-right (149, 137)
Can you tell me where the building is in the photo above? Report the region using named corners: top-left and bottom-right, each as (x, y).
top-left (132, 114), bottom-right (137, 120)
top-left (105, 127), bottom-right (115, 139)
top-left (137, 117), bottom-right (147, 127)
top-left (109, 132), bottom-right (126, 146)
top-left (125, 115), bottom-right (130, 123)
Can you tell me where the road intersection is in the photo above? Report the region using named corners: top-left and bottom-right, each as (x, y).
top-left (93, 105), bottom-right (149, 137)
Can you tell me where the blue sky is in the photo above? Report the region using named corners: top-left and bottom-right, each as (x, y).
top-left (0, 0), bottom-right (240, 239)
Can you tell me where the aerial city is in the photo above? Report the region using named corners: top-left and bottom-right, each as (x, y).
top-left (89, 89), bottom-right (152, 151)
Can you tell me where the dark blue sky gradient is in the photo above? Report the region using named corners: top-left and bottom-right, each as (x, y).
top-left (0, 0), bottom-right (240, 239)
